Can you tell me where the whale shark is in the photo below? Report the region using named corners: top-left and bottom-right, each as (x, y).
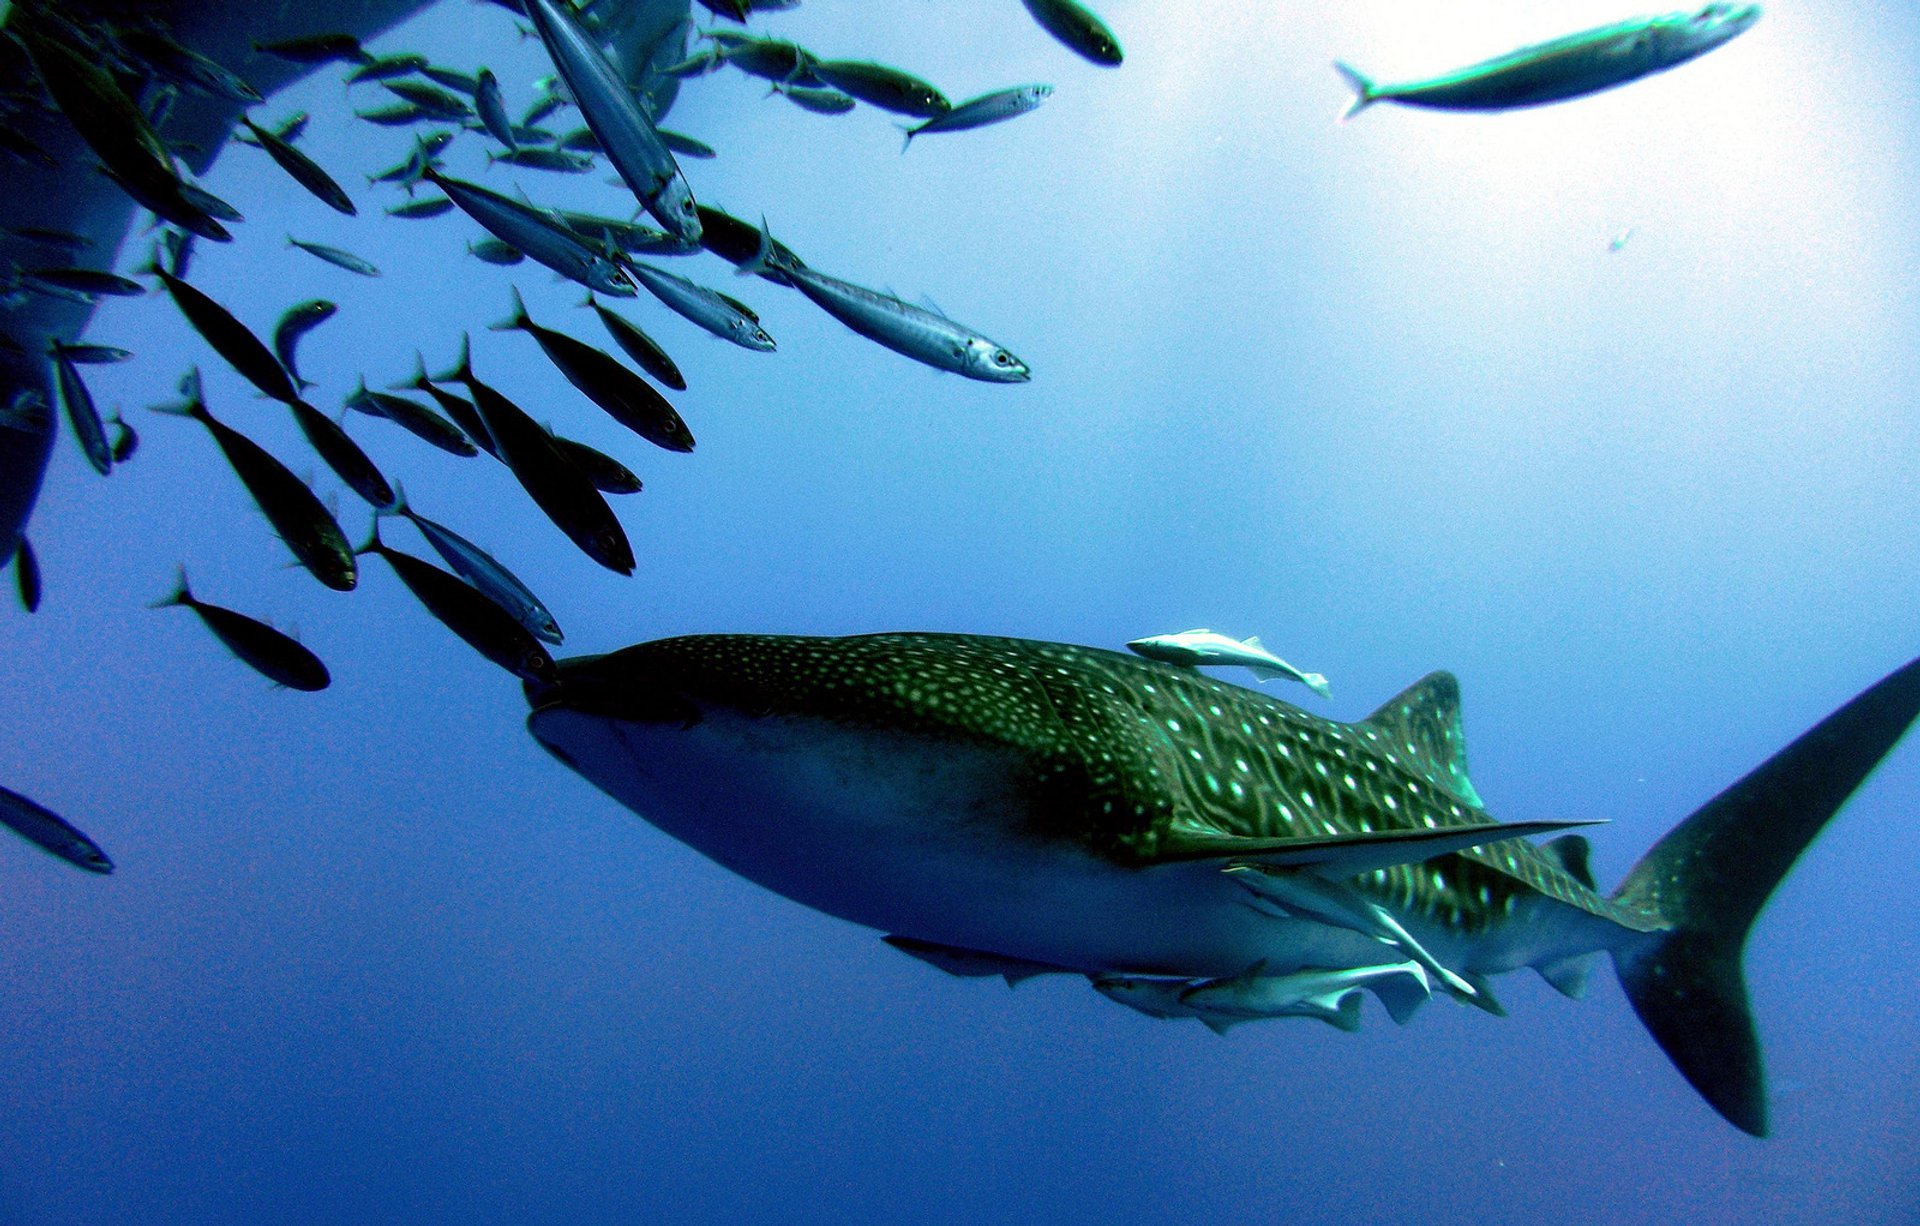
top-left (525, 632), bottom-right (1920, 1137)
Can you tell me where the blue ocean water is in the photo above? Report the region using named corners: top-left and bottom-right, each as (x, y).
top-left (3, 1), bottom-right (1918, 1222)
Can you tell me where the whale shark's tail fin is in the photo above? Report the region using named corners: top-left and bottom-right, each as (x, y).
top-left (1611, 655), bottom-right (1920, 1136)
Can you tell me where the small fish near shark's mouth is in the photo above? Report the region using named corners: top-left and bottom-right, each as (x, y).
top-left (522, 650), bottom-right (703, 728)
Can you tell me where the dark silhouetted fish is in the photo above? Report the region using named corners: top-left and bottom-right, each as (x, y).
top-left (57, 343), bottom-right (134, 365)
top-left (438, 336), bottom-right (634, 575)
top-left (107, 410), bottom-right (138, 462)
top-left (550, 433), bottom-right (643, 495)
top-left (355, 103), bottom-right (436, 127)
top-left (657, 128), bottom-right (716, 158)
top-left (421, 65), bottom-right (482, 94)
top-left (777, 85), bottom-right (856, 115)
top-left (475, 68), bottom-right (518, 147)
top-left (1020, 0), bottom-right (1124, 67)
top-left (387, 196), bottom-right (455, 219)
top-left (488, 146), bottom-right (595, 173)
top-left (237, 116), bottom-right (356, 215)
top-left (710, 32), bottom-right (821, 86)
top-left (273, 299), bottom-right (337, 391)
top-left (900, 85), bottom-right (1052, 149)
top-left (152, 567), bottom-right (331, 691)
top-left (810, 60), bottom-right (950, 117)
top-left (150, 372), bottom-right (356, 591)
top-left (0, 783), bottom-right (111, 873)
top-left (117, 26), bottom-right (262, 101)
top-left (344, 378), bottom-right (479, 457)
top-left (382, 79), bottom-right (475, 119)
top-left (347, 53), bottom-right (430, 84)
top-left (151, 265), bottom-right (300, 403)
top-left (14, 536), bottom-right (40, 612)
top-left (382, 484), bottom-right (562, 644)
top-left (356, 518), bottom-right (558, 684)
top-left (468, 238), bottom-right (525, 266)
top-left (287, 236), bottom-right (381, 277)
top-left (284, 399), bottom-right (394, 509)
top-left (695, 203), bottom-right (800, 283)
top-left (254, 34), bottom-right (372, 66)
top-left (492, 288), bottom-right (693, 452)
top-left (390, 355), bottom-right (493, 456)
top-left (22, 268), bottom-right (144, 298)
top-left (49, 342), bottom-right (112, 475)
top-left (582, 291), bottom-right (686, 391)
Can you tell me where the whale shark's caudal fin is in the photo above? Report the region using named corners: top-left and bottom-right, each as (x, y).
top-left (1611, 655), bottom-right (1920, 1137)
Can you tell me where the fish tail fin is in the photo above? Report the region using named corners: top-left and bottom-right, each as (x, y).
top-left (1303, 673), bottom-right (1333, 699)
top-left (895, 121), bottom-right (915, 153)
top-left (148, 367), bottom-right (208, 421)
top-left (353, 516), bottom-right (384, 557)
top-left (736, 216), bottom-right (792, 279)
top-left (489, 286), bottom-right (531, 332)
top-left (1333, 61), bottom-right (1376, 122)
top-left (149, 564), bottom-right (191, 609)
top-left (434, 333), bottom-right (474, 384)
top-left (1609, 655), bottom-right (1920, 1137)
top-left (390, 351), bottom-right (429, 392)
top-left (379, 480), bottom-right (409, 519)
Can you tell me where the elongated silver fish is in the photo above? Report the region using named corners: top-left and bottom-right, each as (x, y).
top-left (423, 167), bottom-right (635, 297)
top-left (742, 225), bottom-right (1026, 381)
top-left (900, 85), bottom-right (1051, 150)
top-left (625, 260), bottom-right (774, 351)
top-left (381, 484), bottom-right (562, 645)
top-left (475, 68), bottom-right (517, 148)
top-left (49, 342), bottom-right (112, 475)
top-left (526, 633), bottom-right (1920, 1136)
top-left (287, 236), bottom-right (380, 277)
top-left (523, 0), bottom-right (702, 242)
top-left (1127, 629), bottom-right (1330, 698)
top-left (0, 783), bottom-right (112, 873)
top-left (1336, 4), bottom-right (1761, 119)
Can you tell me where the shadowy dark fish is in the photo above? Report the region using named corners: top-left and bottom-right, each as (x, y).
top-left (107, 410), bottom-right (138, 462)
top-left (49, 342), bottom-right (112, 475)
top-left (57, 343), bottom-right (133, 365)
top-left (368, 132), bottom-right (450, 188)
top-left (422, 65), bottom-right (482, 95)
top-left (355, 103), bottom-right (436, 128)
top-left (347, 53), bottom-right (430, 84)
top-left (285, 399), bottom-right (395, 509)
top-left (521, 94), bottom-right (567, 127)
top-left (0, 783), bottom-right (112, 873)
top-left (488, 146), bottom-right (595, 173)
top-left (468, 238), bottom-right (526, 265)
top-left (582, 291), bottom-right (686, 390)
top-left (15, 19), bottom-right (178, 193)
top-left (523, 0), bottom-right (702, 242)
top-left (777, 85), bottom-right (856, 115)
top-left (660, 50), bottom-right (723, 79)
top-left (0, 126), bottom-right (57, 168)
top-left (345, 378), bottom-right (479, 457)
top-left (901, 85), bottom-right (1052, 149)
top-left (475, 69), bottom-right (517, 148)
top-left (626, 261), bottom-right (775, 350)
top-left (150, 372), bottom-right (357, 591)
top-left (356, 518), bottom-right (558, 683)
top-left (695, 203), bottom-right (800, 284)
top-left (492, 287), bottom-right (693, 452)
top-left (743, 224), bottom-right (1029, 381)
top-left (391, 355), bottom-right (494, 457)
top-left (287, 236), bottom-right (381, 277)
top-left (237, 116), bottom-right (356, 215)
top-left (176, 179), bottom-right (243, 223)
top-left (14, 535), bottom-right (40, 612)
top-left (152, 567), bottom-right (330, 690)
top-left (387, 196), bottom-right (455, 219)
top-left (382, 484), bottom-right (562, 644)
top-left (273, 299), bottom-right (337, 390)
top-left (711, 33), bottom-right (821, 86)
top-left (438, 336), bottom-right (634, 575)
top-left (254, 34), bottom-right (372, 66)
top-left (7, 226), bottom-right (92, 252)
top-left (151, 265), bottom-right (301, 402)
top-left (696, 0), bottom-right (749, 21)
top-left (117, 26), bottom-right (262, 102)
top-left (97, 164), bottom-right (231, 242)
top-left (275, 112), bottom-right (311, 144)
top-left (22, 268), bottom-right (144, 298)
top-left (557, 126), bottom-right (602, 153)
top-left (422, 167), bottom-right (635, 296)
top-left (382, 79), bottom-right (475, 119)
top-left (810, 60), bottom-right (949, 118)
top-left (551, 433), bottom-right (643, 495)
top-left (657, 128), bottom-right (716, 158)
top-left (1020, 0), bottom-right (1124, 66)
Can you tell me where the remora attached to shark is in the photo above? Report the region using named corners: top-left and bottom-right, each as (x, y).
top-left (525, 632), bottom-right (1920, 1136)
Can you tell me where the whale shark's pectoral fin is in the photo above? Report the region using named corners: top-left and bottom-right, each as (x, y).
top-left (883, 935), bottom-right (1072, 986)
top-left (1159, 818), bottom-right (1602, 875)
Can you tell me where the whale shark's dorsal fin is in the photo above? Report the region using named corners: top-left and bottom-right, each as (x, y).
top-left (1361, 671), bottom-right (1484, 807)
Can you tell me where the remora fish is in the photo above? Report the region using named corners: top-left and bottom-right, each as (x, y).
top-left (809, 60), bottom-right (950, 118)
top-left (150, 372), bottom-right (356, 591)
top-left (582, 291), bottom-right (687, 391)
top-left (1127, 629), bottom-right (1332, 698)
top-left (237, 117), bottom-right (356, 216)
top-left (273, 299), bottom-right (337, 390)
top-left (421, 166), bottom-right (636, 297)
top-left (0, 784), bottom-right (112, 874)
top-left (438, 336), bottom-right (635, 576)
top-left (625, 261), bottom-right (775, 351)
top-left (525, 633), bottom-right (1920, 1136)
top-left (492, 287), bottom-right (694, 452)
top-left (381, 484), bottom-right (563, 645)
top-left (1335, 4), bottom-right (1762, 119)
top-left (1020, 0), bottom-right (1124, 67)
top-left (900, 85), bottom-right (1052, 150)
top-left (356, 518), bottom-right (558, 684)
top-left (741, 225), bottom-right (1026, 381)
top-left (151, 567), bottom-right (331, 691)
top-left (522, 0), bottom-right (703, 242)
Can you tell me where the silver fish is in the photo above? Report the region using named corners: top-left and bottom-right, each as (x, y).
top-left (900, 85), bottom-right (1051, 150)
top-left (625, 260), bottom-right (774, 351)
top-left (422, 166), bottom-right (635, 297)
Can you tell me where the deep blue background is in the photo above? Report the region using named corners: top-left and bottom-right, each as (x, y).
top-left (2, 2), bottom-right (1917, 1221)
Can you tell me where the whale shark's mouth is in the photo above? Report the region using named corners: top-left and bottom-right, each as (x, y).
top-left (523, 649), bottom-right (703, 727)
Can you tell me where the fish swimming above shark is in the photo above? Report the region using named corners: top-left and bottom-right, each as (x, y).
top-left (525, 631), bottom-right (1920, 1137)
top-left (1336, 4), bottom-right (1761, 119)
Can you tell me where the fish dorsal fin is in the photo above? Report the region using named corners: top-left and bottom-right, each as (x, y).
top-left (1362, 671), bottom-right (1483, 808)
top-left (1541, 833), bottom-right (1595, 890)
